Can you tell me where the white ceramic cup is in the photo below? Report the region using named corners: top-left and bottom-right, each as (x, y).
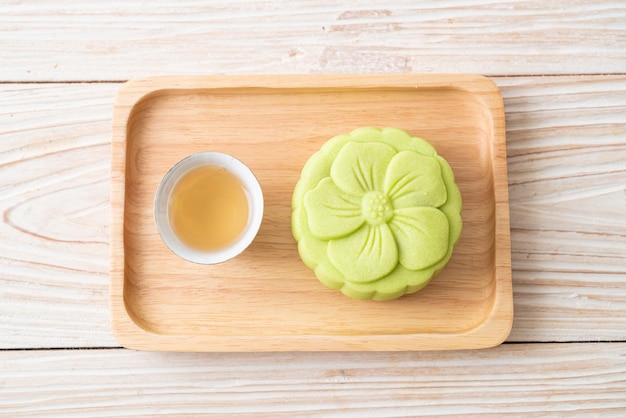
top-left (154, 152), bottom-right (264, 264)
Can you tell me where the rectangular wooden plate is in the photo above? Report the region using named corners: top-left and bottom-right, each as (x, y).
top-left (110, 74), bottom-right (512, 351)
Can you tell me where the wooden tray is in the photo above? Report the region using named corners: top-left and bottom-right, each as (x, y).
top-left (110, 74), bottom-right (512, 351)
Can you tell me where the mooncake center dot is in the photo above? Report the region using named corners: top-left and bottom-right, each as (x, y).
top-left (362, 191), bottom-right (393, 225)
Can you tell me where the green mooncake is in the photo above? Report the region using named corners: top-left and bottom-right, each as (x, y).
top-left (291, 127), bottom-right (462, 301)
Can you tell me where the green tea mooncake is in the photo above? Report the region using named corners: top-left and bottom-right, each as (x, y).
top-left (291, 127), bottom-right (462, 301)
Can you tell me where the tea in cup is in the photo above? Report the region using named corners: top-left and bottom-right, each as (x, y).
top-left (154, 152), bottom-right (263, 264)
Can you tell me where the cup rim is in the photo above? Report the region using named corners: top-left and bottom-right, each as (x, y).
top-left (154, 152), bottom-right (264, 264)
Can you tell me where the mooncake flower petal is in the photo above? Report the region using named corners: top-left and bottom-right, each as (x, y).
top-left (383, 150), bottom-right (447, 209)
top-left (304, 178), bottom-right (364, 240)
top-left (328, 223), bottom-right (398, 283)
top-left (388, 207), bottom-right (450, 271)
top-left (330, 141), bottom-right (396, 195)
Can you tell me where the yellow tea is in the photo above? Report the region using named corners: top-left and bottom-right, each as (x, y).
top-left (169, 166), bottom-right (249, 251)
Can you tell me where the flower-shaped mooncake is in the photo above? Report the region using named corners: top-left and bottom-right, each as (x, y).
top-left (291, 127), bottom-right (462, 301)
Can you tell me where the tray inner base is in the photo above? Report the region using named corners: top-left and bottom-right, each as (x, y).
top-left (123, 86), bottom-right (496, 337)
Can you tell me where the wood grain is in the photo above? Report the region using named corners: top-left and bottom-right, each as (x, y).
top-left (1, 75), bottom-right (625, 348)
top-left (1, 343), bottom-right (626, 416)
top-left (501, 75), bottom-right (626, 341)
top-left (1, 1), bottom-right (625, 82)
top-left (0, 83), bottom-right (118, 348)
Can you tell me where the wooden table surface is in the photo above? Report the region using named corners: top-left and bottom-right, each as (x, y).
top-left (1, 1), bottom-right (625, 416)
